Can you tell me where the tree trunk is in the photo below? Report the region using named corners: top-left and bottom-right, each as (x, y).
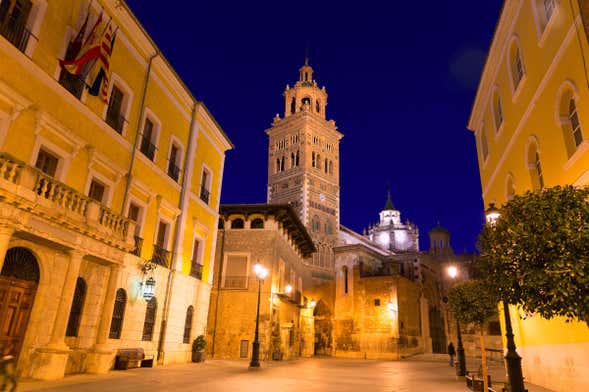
top-left (480, 326), bottom-right (488, 392)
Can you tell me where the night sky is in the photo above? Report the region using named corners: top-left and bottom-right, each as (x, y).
top-left (126, 1), bottom-right (503, 254)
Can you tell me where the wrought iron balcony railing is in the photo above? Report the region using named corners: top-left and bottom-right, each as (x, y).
top-left (222, 275), bottom-right (248, 289)
top-left (140, 139), bottom-right (156, 161)
top-left (0, 22), bottom-right (33, 54)
top-left (151, 244), bottom-right (170, 268)
top-left (190, 262), bottom-right (202, 280)
top-left (168, 163), bottom-right (180, 182)
top-left (199, 185), bottom-right (210, 204)
top-left (105, 111), bottom-right (126, 134)
top-left (58, 70), bottom-right (85, 99)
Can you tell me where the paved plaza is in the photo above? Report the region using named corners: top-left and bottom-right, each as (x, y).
top-left (16, 355), bottom-right (553, 392)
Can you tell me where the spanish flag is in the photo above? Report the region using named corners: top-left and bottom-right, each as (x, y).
top-left (59, 12), bottom-right (103, 75)
top-left (88, 24), bottom-right (117, 102)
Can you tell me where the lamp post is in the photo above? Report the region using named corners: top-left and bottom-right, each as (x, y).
top-left (250, 263), bottom-right (268, 368)
top-left (485, 203), bottom-right (525, 392)
top-left (446, 265), bottom-right (466, 376)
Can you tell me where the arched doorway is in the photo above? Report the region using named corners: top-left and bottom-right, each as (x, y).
top-left (429, 307), bottom-right (447, 353)
top-left (0, 247), bottom-right (40, 360)
top-left (313, 300), bottom-right (332, 356)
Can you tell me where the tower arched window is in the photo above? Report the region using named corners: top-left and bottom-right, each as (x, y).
top-left (295, 151), bottom-right (300, 166)
top-left (183, 305), bottom-right (194, 344)
top-left (324, 158), bottom-right (328, 173)
top-left (290, 97), bottom-right (296, 114)
top-left (527, 139), bottom-right (544, 190)
top-left (312, 152), bottom-right (316, 168)
top-left (302, 97), bottom-right (311, 110)
top-left (316, 100), bottom-right (320, 113)
top-left (492, 91), bottom-right (503, 132)
top-left (276, 159), bottom-right (280, 174)
top-left (231, 218), bottom-right (244, 229)
top-left (509, 41), bottom-right (525, 91)
top-left (291, 152), bottom-right (295, 168)
top-left (66, 277), bottom-right (87, 337)
top-left (142, 297), bottom-right (157, 341)
top-left (280, 156), bottom-right (285, 172)
top-left (109, 289), bottom-right (127, 339)
top-left (569, 98), bottom-right (583, 148)
top-left (343, 266), bottom-right (349, 294)
top-left (251, 218), bottom-right (264, 229)
top-left (557, 83), bottom-right (584, 157)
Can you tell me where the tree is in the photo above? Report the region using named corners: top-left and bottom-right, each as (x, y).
top-left (478, 185), bottom-right (589, 322)
top-left (448, 280), bottom-right (498, 391)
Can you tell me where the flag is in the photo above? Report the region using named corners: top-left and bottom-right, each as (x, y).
top-left (88, 25), bottom-right (117, 102)
top-left (59, 12), bottom-right (104, 75)
top-left (63, 7), bottom-right (90, 62)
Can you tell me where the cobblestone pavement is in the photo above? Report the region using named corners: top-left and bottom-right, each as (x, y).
top-left (17, 355), bottom-right (553, 392)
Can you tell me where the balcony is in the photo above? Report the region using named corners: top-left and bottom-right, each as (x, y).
top-left (58, 70), bottom-right (85, 100)
top-left (139, 139), bottom-right (156, 161)
top-left (190, 262), bottom-right (202, 280)
top-left (222, 275), bottom-right (247, 289)
top-left (167, 163), bottom-right (180, 182)
top-left (0, 21), bottom-right (33, 54)
top-left (132, 236), bottom-right (143, 257)
top-left (199, 185), bottom-right (210, 204)
top-left (151, 244), bottom-right (170, 268)
top-left (105, 110), bottom-right (126, 134)
top-left (0, 153), bottom-right (135, 250)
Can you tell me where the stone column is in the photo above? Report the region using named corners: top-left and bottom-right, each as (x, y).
top-left (86, 264), bottom-right (121, 374)
top-left (0, 226), bottom-right (15, 273)
top-left (32, 251), bottom-right (84, 380)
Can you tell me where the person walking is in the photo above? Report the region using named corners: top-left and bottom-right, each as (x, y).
top-left (447, 342), bottom-right (456, 367)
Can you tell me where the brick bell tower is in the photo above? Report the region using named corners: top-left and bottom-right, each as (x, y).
top-left (266, 57), bottom-right (343, 273)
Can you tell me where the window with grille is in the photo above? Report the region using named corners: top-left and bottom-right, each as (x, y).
top-left (35, 148), bottom-right (59, 177)
top-left (142, 297), bottom-right (157, 341)
top-left (168, 143), bottom-right (180, 181)
top-left (513, 47), bottom-right (524, 87)
top-left (183, 306), bottom-right (194, 344)
top-left (190, 240), bottom-right (202, 279)
top-left (66, 277), bottom-right (87, 337)
top-left (223, 255), bottom-right (248, 288)
top-left (569, 98), bottom-right (583, 148)
top-left (0, 0), bottom-right (32, 53)
top-left (140, 119), bottom-right (156, 161)
top-left (88, 179), bottom-right (106, 203)
top-left (109, 288), bottom-right (127, 339)
top-left (106, 85), bottom-right (125, 133)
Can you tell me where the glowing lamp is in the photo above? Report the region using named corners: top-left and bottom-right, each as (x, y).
top-left (447, 265), bottom-right (458, 279)
top-left (309, 300), bottom-right (317, 308)
top-left (142, 277), bottom-right (155, 301)
top-left (485, 203), bottom-right (501, 225)
top-left (285, 284), bottom-right (293, 294)
top-left (253, 263), bottom-right (269, 280)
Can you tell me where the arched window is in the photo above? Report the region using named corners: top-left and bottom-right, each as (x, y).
top-left (66, 277), bottom-right (87, 337)
top-left (312, 152), bottom-right (316, 167)
top-left (231, 218), bottom-right (244, 229)
top-left (291, 152), bottom-right (295, 168)
top-left (251, 218), bottom-right (264, 229)
top-left (324, 158), bottom-right (328, 173)
top-left (316, 100), bottom-right (320, 113)
top-left (142, 297), bottom-right (157, 341)
top-left (505, 174), bottom-right (516, 200)
top-left (329, 161), bottom-right (333, 174)
top-left (509, 41), bottom-right (525, 90)
top-left (302, 97), bottom-right (311, 109)
top-left (276, 158), bottom-right (280, 173)
top-left (183, 305), bottom-right (194, 344)
top-left (533, 0), bottom-right (556, 35)
top-left (480, 125), bottom-right (489, 162)
top-left (109, 289), bottom-right (127, 339)
top-left (295, 151), bottom-right (300, 166)
top-left (492, 91), bottom-right (503, 132)
top-left (280, 156), bottom-right (285, 172)
top-left (569, 98), bottom-right (583, 148)
top-left (527, 139), bottom-right (544, 190)
top-left (290, 97), bottom-right (296, 114)
top-left (343, 266), bottom-right (349, 294)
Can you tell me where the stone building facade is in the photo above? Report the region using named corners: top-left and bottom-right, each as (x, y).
top-left (207, 204), bottom-right (316, 360)
top-left (0, 0), bottom-right (231, 380)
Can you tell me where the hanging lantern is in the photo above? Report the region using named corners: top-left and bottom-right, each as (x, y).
top-left (143, 277), bottom-right (156, 301)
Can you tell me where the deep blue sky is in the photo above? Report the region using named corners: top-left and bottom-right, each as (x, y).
top-left (126, 1), bottom-right (502, 254)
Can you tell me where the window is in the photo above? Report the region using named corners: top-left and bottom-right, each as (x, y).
top-left (527, 139), bottom-right (544, 191)
top-left (153, 221), bottom-right (170, 267)
top-left (280, 156), bottom-right (285, 172)
top-left (109, 288), bottom-right (127, 339)
top-left (88, 178), bottom-right (106, 203)
top-left (128, 202), bottom-right (143, 256)
top-left (493, 92), bottom-right (503, 132)
top-left (223, 255), bottom-right (248, 289)
top-left (543, 0), bottom-right (555, 24)
top-left (480, 126), bottom-right (489, 162)
top-left (535, 152), bottom-right (544, 189)
top-left (316, 154), bottom-right (321, 169)
top-left (183, 306), bottom-right (194, 343)
top-left (168, 143), bottom-right (181, 182)
top-left (509, 43), bottom-right (525, 90)
top-left (324, 158), bottom-right (328, 173)
top-left (35, 148), bottom-right (59, 177)
top-left (59, 69), bottom-right (85, 100)
top-left (374, 299), bottom-right (381, 307)
top-left (200, 169), bottom-right (211, 204)
top-left (316, 100), bottom-right (320, 113)
top-left (295, 150), bottom-right (300, 166)
top-left (0, 0), bottom-right (32, 53)
top-left (142, 297), bottom-right (157, 341)
top-left (231, 218), bottom-right (244, 229)
top-left (312, 152), bottom-right (316, 168)
top-left (239, 340), bottom-right (249, 358)
top-left (488, 321), bottom-right (501, 336)
top-left (276, 158), bottom-right (280, 173)
top-left (343, 266), bottom-right (348, 294)
top-left (66, 277), bottom-right (87, 337)
top-left (569, 98), bottom-right (583, 148)
top-left (190, 239), bottom-right (202, 279)
top-left (251, 218), bottom-right (264, 229)
top-left (106, 85), bottom-right (126, 134)
top-left (290, 98), bottom-right (296, 114)
top-left (290, 152), bottom-right (295, 168)
top-left (140, 118), bottom-right (156, 161)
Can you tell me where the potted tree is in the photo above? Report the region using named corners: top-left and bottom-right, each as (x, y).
top-left (191, 335), bottom-right (206, 363)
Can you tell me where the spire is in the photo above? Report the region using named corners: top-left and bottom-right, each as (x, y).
top-left (384, 189), bottom-right (395, 211)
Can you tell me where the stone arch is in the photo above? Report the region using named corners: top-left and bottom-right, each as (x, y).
top-left (313, 299), bottom-right (333, 356)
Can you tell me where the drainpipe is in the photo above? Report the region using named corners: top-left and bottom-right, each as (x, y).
top-left (120, 52), bottom-right (159, 215)
top-left (157, 101), bottom-right (199, 362)
top-left (210, 226), bottom-right (226, 357)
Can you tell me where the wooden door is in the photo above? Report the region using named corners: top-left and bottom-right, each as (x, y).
top-left (0, 276), bottom-right (37, 360)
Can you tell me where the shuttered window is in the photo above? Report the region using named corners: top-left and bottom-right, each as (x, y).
top-left (109, 288), bottom-right (127, 339)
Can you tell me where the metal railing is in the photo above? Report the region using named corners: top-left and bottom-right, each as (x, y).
top-left (105, 111), bottom-right (126, 134)
top-left (58, 70), bottom-right (85, 99)
top-left (0, 22), bottom-right (33, 53)
top-left (151, 244), bottom-right (170, 268)
top-left (140, 139), bottom-right (156, 161)
top-left (190, 262), bottom-right (202, 280)
top-left (167, 163), bottom-right (180, 182)
top-left (222, 275), bottom-right (248, 289)
top-left (132, 236), bottom-right (143, 257)
top-left (199, 185), bottom-right (210, 204)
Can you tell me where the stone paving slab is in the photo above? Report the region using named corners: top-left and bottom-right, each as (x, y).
top-left (16, 356), bottom-right (553, 392)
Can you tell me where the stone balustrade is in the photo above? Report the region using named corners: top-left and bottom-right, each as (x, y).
top-left (0, 153), bottom-right (134, 247)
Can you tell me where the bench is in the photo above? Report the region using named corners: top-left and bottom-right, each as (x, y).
top-left (465, 372), bottom-right (492, 392)
top-left (114, 348), bottom-right (154, 370)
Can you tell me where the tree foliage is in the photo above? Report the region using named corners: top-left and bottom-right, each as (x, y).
top-left (478, 185), bottom-right (589, 322)
top-left (448, 279), bottom-right (498, 327)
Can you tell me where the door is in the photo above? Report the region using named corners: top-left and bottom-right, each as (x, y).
top-left (0, 276), bottom-right (37, 359)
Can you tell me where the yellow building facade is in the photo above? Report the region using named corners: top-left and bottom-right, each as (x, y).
top-left (0, 0), bottom-right (231, 380)
top-left (468, 1), bottom-right (589, 390)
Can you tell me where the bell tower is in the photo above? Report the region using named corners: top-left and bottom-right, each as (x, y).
top-left (266, 57), bottom-right (343, 273)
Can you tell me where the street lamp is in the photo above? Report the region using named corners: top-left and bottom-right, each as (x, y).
top-left (485, 203), bottom-right (525, 392)
top-left (284, 284), bottom-right (293, 294)
top-left (250, 263), bottom-right (269, 368)
top-left (446, 265), bottom-right (466, 377)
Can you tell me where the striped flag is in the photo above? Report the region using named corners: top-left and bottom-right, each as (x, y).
top-left (59, 12), bottom-right (104, 75)
top-left (88, 24), bottom-right (117, 102)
